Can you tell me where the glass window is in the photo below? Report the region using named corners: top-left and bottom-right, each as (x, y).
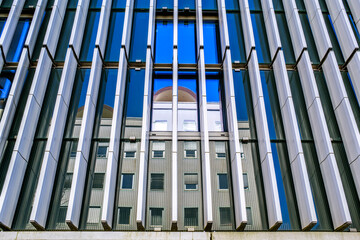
top-left (275, 13), bottom-right (296, 64)
top-left (178, 72), bottom-right (198, 131)
top-left (150, 208), bottom-right (163, 226)
top-left (125, 69), bottom-right (145, 118)
top-left (134, 0), bottom-right (150, 9)
top-left (251, 13), bottom-right (271, 64)
top-left (150, 173), bottom-right (164, 190)
top-left (118, 207), bottom-right (131, 224)
top-left (152, 150), bottom-right (164, 158)
top-left (64, 173), bottom-right (73, 189)
top-left (203, 21), bottom-right (221, 64)
top-left (105, 11), bottom-right (125, 62)
top-left (55, 11), bottom-right (76, 62)
top-left (183, 120), bottom-right (196, 131)
top-left (178, 0), bottom-right (195, 10)
top-left (129, 12), bottom-right (149, 62)
top-left (57, 206), bottom-right (67, 223)
top-left (121, 173), bottom-right (134, 189)
top-left (156, 0), bottom-right (173, 9)
top-left (112, 0), bottom-right (126, 8)
top-left (246, 207), bottom-right (253, 225)
top-left (178, 20), bottom-right (196, 64)
top-left (98, 69), bottom-right (117, 123)
top-left (124, 151), bottom-right (136, 158)
top-left (90, 0), bottom-right (102, 8)
top-left (185, 149), bottom-right (196, 158)
top-left (184, 173), bottom-right (198, 190)
top-left (7, 19), bottom-right (31, 62)
top-left (80, 11), bottom-right (100, 61)
top-left (225, 0), bottom-right (239, 10)
top-left (97, 146), bottom-right (108, 158)
top-left (184, 208), bottom-right (198, 226)
top-left (243, 173), bottom-right (249, 189)
top-left (32, 12), bottom-right (51, 61)
top-left (93, 173), bottom-right (104, 188)
top-left (155, 20), bottom-right (173, 63)
top-left (298, 14), bottom-right (320, 64)
top-left (0, 71), bottom-right (14, 103)
top-left (202, 0), bottom-right (217, 10)
top-left (218, 173), bottom-right (229, 189)
top-left (87, 207), bottom-right (101, 224)
top-left (227, 13), bottom-right (246, 63)
top-left (206, 73), bottom-right (224, 131)
top-left (248, 0), bottom-right (261, 11)
top-left (219, 207), bottom-right (232, 225)
top-left (233, 70), bottom-right (249, 121)
top-left (323, 14), bottom-right (345, 65)
top-left (153, 120), bottom-right (168, 131)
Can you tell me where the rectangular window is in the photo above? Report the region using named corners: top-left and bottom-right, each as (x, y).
top-left (118, 207), bottom-right (131, 224)
top-left (93, 173), bottom-right (105, 188)
top-left (155, 20), bottom-right (173, 63)
top-left (152, 150), bottom-right (165, 158)
top-left (178, 20), bottom-right (196, 64)
top-left (219, 207), bottom-right (232, 225)
top-left (57, 206), bottom-right (67, 223)
top-left (152, 142), bottom-right (165, 158)
top-left (184, 208), bottom-right (198, 226)
top-left (150, 173), bottom-right (164, 190)
top-left (246, 207), bottom-right (253, 225)
top-left (129, 12), bottom-right (149, 62)
top-left (64, 173), bottom-right (73, 189)
top-left (218, 173), bottom-right (229, 190)
top-left (185, 149), bottom-right (197, 158)
top-left (121, 173), bottom-right (134, 189)
top-left (87, 206), bottom-right (101, 224)
top-left (184, 173), bottom-right (198, 190)
top-left (97, 146), bottom-right (108, 158)
top-left (150, 208), bottom-right (163, 226)
top-left (7, 19), bottom-right (31, 62)
top-left (243, 173), bottom-right (249, 190)
top-left (124, 151), bottom-right (136, 158)
top-left (203, 21), bottom-right (220, 64)
top-left (105, 11), bottom-right (125, 62)
top-left (215, 142), bottom-right (226, 158)
top-left (183, 120), bottom-right (196, 131)
top-left (79, 11), bottom-right (100, 61)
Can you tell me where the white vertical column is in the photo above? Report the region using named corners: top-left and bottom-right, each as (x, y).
top-left (323, 0), bottom-right (360, 199)
top-left (260, 0), bottom-right (317, 230)
top-left (347, 0), bottom-right (360, 34)
top-left (30, 0), bottom-right (105, 230)
top-left (136, 0), bottom-right (156, 230)
top-left (283, 0), bottom-right (352, 231)
top-left (303, 0), bottom-right (357, 230)
top-left (101, 0), bottom-right (134, 230)
top-left (238, 0), bottom-right (282, 230)
top-left (217, 0), bottom-right (247, 230)
top-left (195, 0), bottom-right (213, 231)
top-left (0, 0), bottom-right (47, 157)
top-left (0, 0), bottom-right (26, 74)
top-left (0, 0), bottom-right (68, 230)
top-left (171, 0), bottom-right (178, 231)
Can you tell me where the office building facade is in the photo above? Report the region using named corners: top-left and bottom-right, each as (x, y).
top-left (0, 0), bottom-right (359, 238)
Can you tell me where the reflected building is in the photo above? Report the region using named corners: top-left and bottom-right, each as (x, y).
top-left (0, 0), bottom-right (359, 239)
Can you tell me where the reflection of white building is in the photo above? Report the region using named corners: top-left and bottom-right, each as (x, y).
top-left (152, 86), bottom-right (223, 131)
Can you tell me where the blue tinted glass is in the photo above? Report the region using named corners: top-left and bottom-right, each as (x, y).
top-left (248, 0), bottom-right (261, 11)
top-left (203, 21), bottom-right (220, 64)
top-left (129, 12), bottom-right (149, 62)
top-left (260, 71), bottom-right (276, 139)
top-left (178, 21), bottom-right (196, 64)
top-left (153, 76), bottom-right (172, 94)
top-left (271, 143), bottom-right (292, 230)
top-left (178, 78), bottom-right (197, 97)
top-left (218, 174), bottom-right (228, 189)
top-left (275, 13), bottom-right (296, 64)
top-left (67, 0), bottom-right (78, 8)
top-left (0, 71), bottom-right (14, 100)
top-left (7, 19), bottom-right (30, 62)
top-left (227, 13), bottom-right (246, 63)
top-left (272, 0), bottom-right (284, 11)
top-left (233, 71), bottom-right (248, 121)
top-left (77, 69), bottom-right (91, 114)
top-left (122, 174), bottom-right (133, 189)
top-left (0, 19), bottom-right (6, 35)
top-left (155, 20), bottom-right (173, 63)
top-left (251, 13), bottom-right (271, 64)
top-left (225, 0), bottom-right (239, 10)
top-left (206, 79), bottom-right (220, 102)
top-left (135, 0), bottom-right (150, 9)
top-left (90, 0), bottom-right (102, 8)
top-left (179, 0), bottom-right (195, 9)
top-left (156, 0), bottom-right (173, 9)
top-left (55, 11), bottom-right (76, 61)
top-left (112, 0), bottom-right (126, 8)
top-left (125, 69), bottom-right (145, 118)
top-left (105, 11), bottom-right (125, 62)
top-left (80, 11), bottom-right (100, 61)
top-left (102, 69), bottom-right (117, 119)
top-left (202, 0), bottom-right (217, 10)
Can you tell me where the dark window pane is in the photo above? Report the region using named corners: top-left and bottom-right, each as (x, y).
top-left (227, 13), bottom-right (246, 63)
top-left (246, 207), bottom-right (253, 225)
top-left (64, 173), bottom-right (73, 189)
top-left (298, 14), bottom-right (320, 64)
top-left (275, 13), bottom-right (296, 64)
top-left (57, 207), bottom-right (67, 223)
top-left (184, 173), bottom-right (198, 190)
top-left (150, 173), bottom-right (164, 190)
top-left (219, 207), bottom-right (231, 225)
top-left (125, 151), bottom-right (136, 158)
top-left (251, 13), bottom-right (271, 64)
top-left (105, 11), bottom-right (125, 62)
top-left (1, 0), bottom-right (13, 8)
top-left (233, 70), bottom-right (248, 121)
top-left (218, 173), bottom-right (229, 189)
top-left (125, 69), bottom-right (145, 117)
top-left (203, 21), bottom-right (221, 64)
top-left (150, 208), bottom-right (163, 226)
top-left (97, 146), bottom-right (108, 158)
top-left (80, 11), bottom-right (100, 61)
top-left (184, 208), bottom-right (198, 226)
top-left (129, 12), bottom-right (149, 62)
top-left (118, 207), bottom-right (131, 224)
top-left (55, 11), bottom-right (76, 61)
top-left (93, 173), bottom-right (104, 188)
top-left (217, 152), bottom-right (226, 158)
top-left (178, 20), bottom-right (196, 64)
top-left (248, 0), bottom-right (261, 11)
top-left (155, 20), bottom-right (173, 63)
top-left (7, 19), bottom-right (31, 62)
top-left (202, 0), bottom-right (217, 10)
top-left (323, 14), bottom-right (344, 65)
top-left (243, 173), bottom-right (249, 189)
top-left (90, 0), bottom-right (102, 8)
top-left (153, 150), bottom-right (164, 158)
top-left (156, 0), bottom-right (173, 9)
top-left (100, 69), bottom-right (117, 121)
top-left (32, 12), bottom-right (51, 61)
top-left (185, 150), bottom-right (196, 158)
top-left (121, 173), bottom-right (134, 189)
